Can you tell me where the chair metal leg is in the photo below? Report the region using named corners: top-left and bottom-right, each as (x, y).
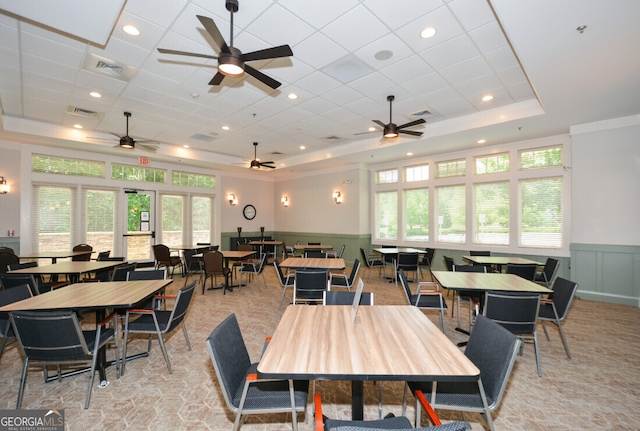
top-left (16, 358), bottom-right (29, 409)
top-left (288, 379), bottom-right (299, 431)
top-left (533, 332), bottom-right (542, 377)
top-left (477, 378), bottom-right (495, 431)
top-left (156, 334), bottom-right (172, 374)
top-left (181, 321), bottom-right (192, 351)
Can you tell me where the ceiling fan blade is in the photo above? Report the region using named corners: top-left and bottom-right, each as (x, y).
top-left (353, 131), bottom-right (377, 135)
top-left (209, 72), bottom-right (226, 86)
top-left (260, 164), bottom-right (276, 169)
top-left (196, 15), bottom-right (229, 53)
top-left (157, 48), bottom-right (218, 60)
top-left (244, 64), bottom-right (281, 89)
top-left (398, 130), bottom-right (423, 137)
top-left (242, 45), bottom-right (293, 62)
top-left (372, 120), bottom-right (386, 128)
top-left (260, 161), bottom-right (274, 165)
top-left (397, 118), bottom-right (427, 129)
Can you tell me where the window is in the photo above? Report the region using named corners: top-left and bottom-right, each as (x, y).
top-left (404, 188), bottom-right (429, 241)
top-left (32, 185), bottom-right (76, 252)
top-left (520, 146), bottom-right (562, 169)
top-left (405, 164), bottom-right (429, 182)
top-left (192, 196), bottom-right (212, 244)
top-left (376, 169), bottom-right (398, 184)
top-left (519, 177), bottom-right (563, 248)
top-left (436, 185), bottom-right (465, 243)
top-left (172, 171), bottom-right (216, 188)
top-left (436, 159), bottom-right (466, 178)
top-left (475, 153), bottom-right (509, 174)
top-left (161, 195), bottom-right (184, 246)
top-left (112, 164), bottom-right (165, 183)
top-left (474, 182), bottom-right (509, 245)
top-left (85, 190), bottom-right (116, 252)
top-left (33, 155), bottom-right (104, 177)
top-left (375, 191), bottom-right (397, 240)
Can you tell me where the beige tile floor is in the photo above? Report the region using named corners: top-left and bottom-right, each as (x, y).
top-left (1, 264), bottom-right (639, 430)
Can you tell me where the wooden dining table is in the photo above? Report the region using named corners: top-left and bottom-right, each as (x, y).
top-left (462, 255), bottom-right (543, 272)
top-left (293, 244), bottom-right (334, 251)
top-left (18, 250), bottom-right (95, 264)
top-left (258, 305), bottom-right (479, 420)
top-left (279, 257), bottom-right (345, 271)
top-left (431, 271), bottom-right (552, 294)
top-left (10, 260), bottom-right (126, 283)
top-left (0, 279), bottom-right (173, 384)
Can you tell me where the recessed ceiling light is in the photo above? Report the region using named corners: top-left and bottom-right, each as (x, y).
top-left (73, 124), bottom-right (83, 129)
top-left (123, 25), bottom-right (140, 36)
top-left (183, 144), bottom-right (190, 148)
top-left (368, 127), bottom-right (376, 132)
top-left (222, 126), bottom-right (230, 131)
top-left (299, 145), bottom-right (306, 150)
top-left (406, 152), bottom-right (413, 156)
top-left (190, 93), bottom-right (200, 99)
top-left (288, 93), bottom-right (298, 100)
top-left (89, 91), bottom-right (101, 98)
top-left (477, 139), bottom-right (486, 144)
top-left (374, 50), bottom-right (393, 61)
top-left (482, 95), bottom-right (493, 102)
top-left (420, 27), bottom-right (437, 39)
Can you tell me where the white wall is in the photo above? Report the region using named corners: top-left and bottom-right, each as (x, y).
top-left (570, 115), bottom-right (640, 246)
top-left (219, 173), bottom-right (274, 233)
top-left (0, 143), bottom-right (21, 236)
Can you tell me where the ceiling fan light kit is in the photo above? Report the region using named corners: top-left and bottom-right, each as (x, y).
top-left (372, 95), bottom-right (426, 142)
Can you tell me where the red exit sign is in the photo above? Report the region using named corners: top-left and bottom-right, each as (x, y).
top-left (138, 157), bottom-right (150, 165)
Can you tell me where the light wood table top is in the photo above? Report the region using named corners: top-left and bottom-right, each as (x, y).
top-left (18, 251), bottom-right (94, 263)
top-left (373, 247), bottom-right (426, 254)
top-left (0, 279), bottom-right (173, 312)
top-left (280, 257), bottom-right (345, 270)
top-left (259, 305), bottom-right (479, 381)
top-left (293, 244), bottom-right (333, 250)
top-left (248, 240), bottom-right (283, 245)
top-left (9, 260), bottom-right (124, 275)
top-left (462, 255), bottom-right (543, 267)
top-left (432, 271), bottom-right (552, 294)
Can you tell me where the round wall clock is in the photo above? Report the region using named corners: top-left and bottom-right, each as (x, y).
top-left (243, 204), bottom-right (256, 220)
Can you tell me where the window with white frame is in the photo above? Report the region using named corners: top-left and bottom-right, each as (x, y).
top-left (32, 185), bottom-right (76, 252)
top-left (192, 196), bottom-right (212, 244)
top-left (404, 188), bottom-right (429, 241)
top-left (376, 169), bottom-right (398, 184)
top-left (475, 153), bottom-right (509, 174)
top-left (474, 181), bottom-right (509, 245)
top-left (85, 189), bottom-right (116, 252)
top-left (436, 185), bottom-right (466, 244)
top-left (518, 177), bottom-right (563, 248)
top-left (376, 191), bottom-right (398, 240)
top-left (161, 195), bottom-right (184, 246)
top-left (436, 159), bottom-right (466, 178)
top-left (405, 164), bottom-right (429, 182)
top-left (520, 146), bottom-right (562, 170)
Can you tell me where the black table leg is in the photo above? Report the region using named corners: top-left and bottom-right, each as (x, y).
top-left (352, 381), bottom-right (364, 420)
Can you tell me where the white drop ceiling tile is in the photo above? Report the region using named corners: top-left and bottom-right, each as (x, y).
top-left (0, 93), bottom-right (21, 115)
top-left (347, 72), bottom-right (395, 95)
top-left (22, 73), bottom-right (74, 97)
top-left (469, 88), bottom-right (511, 110)
top-left (19, 55), bottom-right (72, 84)
top-left (434, 97), bottom-right (475, 117)
top-left (124, 0), bottom-right (188, 28)
top-left (297, 97), bottom-right (337, 115)
top-left (265, 57), bottom-right (314, 84)
top-left (129, 70), bottom-right (182, 93)
top-left (0, 65), bottom-right (20, 88)
top-left (455, 73), bottom-right (503, 99)
top-left (277, 106), bottom-right (316, 123)
top-left (419, 34), bottom-right (477, 70)
top-left (66, 94), bottom-right (113, 114)
top-left (379, 55), bottom-right (434, 85)
top-left (395, 6), bottom-right (464, 53)
top-left (363, 0), bottom-right (444, 30)
top-left (89, 37), bottom-right (151, 69)
top-left (113, 12), bottom-right (166, 52)
top-left (440, 56), bottom-right (492, 84)
top-left (119, 84), bottom-right (169, 106)
top-left (75, 69), bottom-right (129, 94)
top-left (208, 95), bottom-right (248, 114)
top-left (342, 97), bottom-right (379, 118)
top-left (484, 45), bottom-right (519, 71)
top-left (143, 51), bottom-right (203, 84)
top-left (447, 0), bottom-right (495, 31)
top-left (226, 85), bottom-right (267, 107)
top-left (469, 21), bottom-right (508, 54)
top-left (322, 5), bottom-right (390, 52)
top-left (355, 33), bottom-right (413, 70)
top-left (249, 4), bottom-right (315, 47)
top-left (22, 96), bottom-right (67, 120)
top-left (158, 95), bottom-right (203, 116)
top-left (21, 21), bottom-right (87, 50)
top-left (497, 66), bottom-right (530, 89)
top-left (0, 22), bottom-right (18, 49)
top-left (320, 86), bottom-right (365, 106)
top-left (278, 0), bottom-right (358, 29)
top-left (0, 13), bottom-right (17, 27)
top-left (251, 97), bottom-right (290, 116)
top-left (21, 31), bottom-right (85, 67)
top-left (293, 32), bottom-right (349, 70)
top-left (319, 106), bottom-right (360, 122)
top-left (508, 81), bottom-right (536, 101)
top-left (294, 71), bottom-right (341, 96)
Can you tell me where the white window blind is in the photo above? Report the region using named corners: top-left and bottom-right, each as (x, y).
top-left (518, 177), bottom-right (563, 248)
top-left (85, 189), bottom-right (115, 252)
top-left (436, 185), bottom-right (465, 243)
top-left (161, 195), bottom-right (184, 246)
top-left (474, 182), bottom-right (509, 245)
top-left (192, 196), bottom-right (212, 244)
top-left (404, 188), bottom-right (429, 241)
top-left (32, 185), bottom-right (76, 252)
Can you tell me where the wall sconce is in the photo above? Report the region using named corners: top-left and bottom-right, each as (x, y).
top-left (281, 196), bottom-right (289, 207)
top-left (333, 191), bottom-right (342, 204)
top-left (0, 177), bottom-right (9, 194)
top-left (227, 193), bottom-right (238, 206)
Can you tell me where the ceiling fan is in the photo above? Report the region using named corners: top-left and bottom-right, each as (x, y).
top-left (89, 112), bottom-right (158, 152)
top-left (365, 95), bottom-right (426, 142)
top-left (157, 0), bottom-right (293, 90)
top-left (242, 142), bottom-right (275, 169)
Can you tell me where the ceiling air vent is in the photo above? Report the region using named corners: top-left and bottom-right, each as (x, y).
top-left (82, 53), bottom-right (136, 82)
top-left (189, 133), bottom-right (216, 143)
top-left (322, 135), bottom-right (342, 141)
top-left (411, 109), bottom-right (433, 117)
top-left (66, 106), bottom-right (103, 119)
top-left (269, 151), bottom-right (284, 155)
top-left (95, 60), bottom-right (123, 76)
